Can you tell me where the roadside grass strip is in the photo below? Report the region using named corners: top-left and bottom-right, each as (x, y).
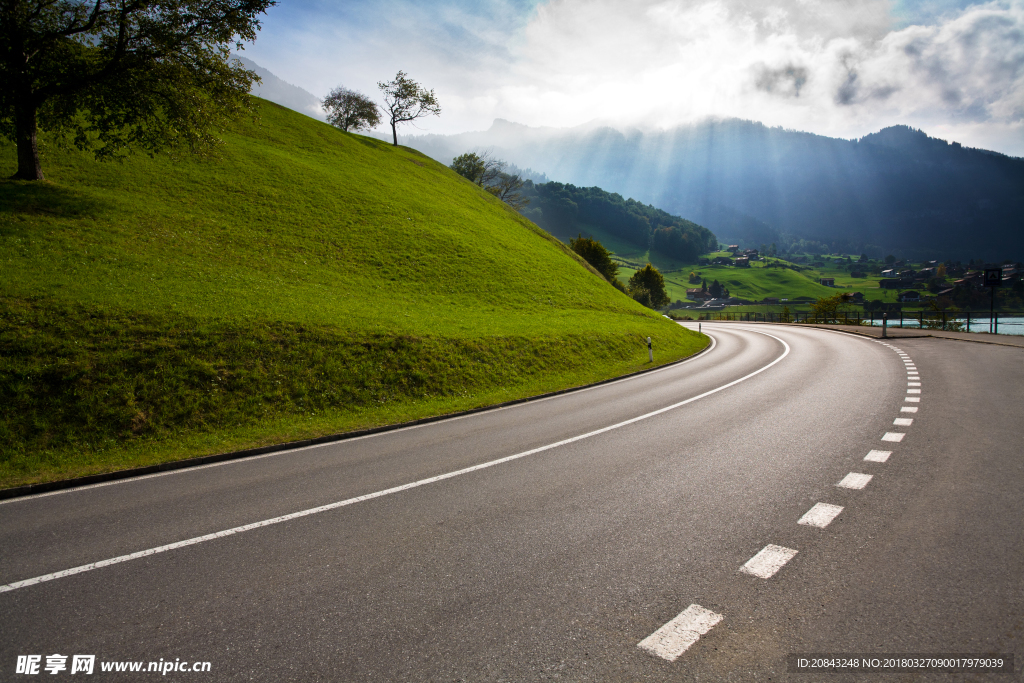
top-left (797, 503), bottom-right (844, 528)
top-left (0, 330), bottom-right (792, 594)
top-left (882, 432), bottom-right (905, 442)
top-left (740, 544), bottom-right (799, 579)
top-left (865, 450), bottom-right (892, 462)
top-left (638, 604), bottom-right (724, 661)
top-left (837, 473), bottom-right (873, 490)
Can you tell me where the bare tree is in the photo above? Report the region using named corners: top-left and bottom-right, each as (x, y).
top-left (322, 87), bottom-right (380, 132)
top-left (486, 171), bottom-right (529, 211)
top-left (376, 71), bottom-right (440, 146)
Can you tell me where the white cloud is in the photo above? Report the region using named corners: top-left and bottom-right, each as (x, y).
top-left (245, 0), bottom-right (1024, 156)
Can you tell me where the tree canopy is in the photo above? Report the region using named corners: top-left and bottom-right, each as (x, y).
top-left (627, 264), bottom-right (670, 308)
top-left (377, 71), bottom-right (439, 146)
top-left (450, 152), bottom-right (486, 184)
top-left (1, 0), bottom-right (274, 180)
top-left (569, 234), bottom-right (618, 283)
top-left (322, 86), bottom-right (379, 132)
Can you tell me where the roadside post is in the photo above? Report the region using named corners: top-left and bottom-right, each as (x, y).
top-left (984, 268), bottom-right (1002, 334)
top-left (882, 312), bottom-right (888, 338)
top-left (647, 336), bottom-right (653, 363)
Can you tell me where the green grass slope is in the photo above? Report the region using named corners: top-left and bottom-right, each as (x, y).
top-left (0, 99), bottom-right (705, 488)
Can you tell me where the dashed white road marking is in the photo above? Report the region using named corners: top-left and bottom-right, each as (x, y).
top-left (893, 418), bottom-right (913, 426)
top-left (908, 382), bottom-right (921, 387)
top-left (638, 604), bottom-right (724, 661)
top-left (900, 406), bottom-right (918, 413)
top-left (905, 397), bottom-right (920, 403)
top-left (798, 503), bottom-right (844, 528)
top-left (740, 544), bottom-right (799, 579)
top-left (865, 450), bottom-right (892, 462)
top-left (907, 388), bottom-right (921, 394)
top-left (837, 473), bottom-right (873, 489)
top-left (882, 432), bottom-right (906, 442)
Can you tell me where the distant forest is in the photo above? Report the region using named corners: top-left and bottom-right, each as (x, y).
top-left (519, 181), bottom-right (718, 261)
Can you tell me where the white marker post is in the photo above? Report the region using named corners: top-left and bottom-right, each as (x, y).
top-left (647, 336), bottom-right (653, 363)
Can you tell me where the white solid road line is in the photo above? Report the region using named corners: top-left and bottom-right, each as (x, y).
top-left (638, 604), bottom-right (724, 661)
top-left (893, 418), bottom-right (914, 426)
top-left (882, 432), bottom-right (906, 442)
top-left (0, 331), bottom-right (791, 594)
top-left (798, 503), bottom-right (844, 528)
top-left (740, 544), bottom-right (799, 579)
top-left (901, 406), bottom-right (918, 413)
top-left (837, 473), bottom-right (873, 490)
top-left (865, 450), bottom-right (892, 462)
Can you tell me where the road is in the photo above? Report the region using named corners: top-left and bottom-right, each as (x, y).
top-left (1, 323), bottom-right (1021, 681)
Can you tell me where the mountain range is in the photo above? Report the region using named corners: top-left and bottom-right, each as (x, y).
top-left (230, 58), bottom-right (1023, 262)
top-left (405, 120), bottom-right (1024, 262)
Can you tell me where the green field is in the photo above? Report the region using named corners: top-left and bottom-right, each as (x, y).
top-left (0, 99), bottom-right (705, 488)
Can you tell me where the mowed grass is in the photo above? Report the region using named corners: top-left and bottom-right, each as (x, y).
top-left (0, 99), bottom-right (705, 488)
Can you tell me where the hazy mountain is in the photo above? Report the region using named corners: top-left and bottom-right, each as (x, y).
top-left (405, 120), bottom-right (1024, 261)
top-left (233, 55), bottom-right (324, 121)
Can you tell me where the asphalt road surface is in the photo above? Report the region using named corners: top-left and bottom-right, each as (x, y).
top-left (2, 323), bottom-right (1021, 681)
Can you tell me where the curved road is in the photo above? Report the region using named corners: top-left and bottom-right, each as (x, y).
top-left (1, 323), bottom-right (1021, 680)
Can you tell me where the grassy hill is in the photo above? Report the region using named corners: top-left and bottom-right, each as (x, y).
top-left (0, 99), bottom-right (705, 488)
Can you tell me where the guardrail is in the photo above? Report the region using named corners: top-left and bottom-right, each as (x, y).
top-left (684, 310), bottom-right (1024, 335)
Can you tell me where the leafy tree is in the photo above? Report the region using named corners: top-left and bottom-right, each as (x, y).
top-left (569, 234), bottom-right (618, 283)
top-left (885, 254), bottom-right (896, 264)
top-left (322, 86), bottom-right (380, 132)
top-left (1, 0), bottom-right (273, 180)
top-left (377, 71), bottom-right (440, 146)
top-left (709, 279), bottom-right (724, 298)
top-left (450, 152), bottom-right (485, 183)
top-left (810, 293), bottom-right (852, 322)
top-left (628, 263), bottom-right (669, 308)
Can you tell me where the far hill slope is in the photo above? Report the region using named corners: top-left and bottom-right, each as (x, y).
top-left (0, 98), bottom-right (704, 488)
top-left (405, 119), bottom-right (1024, 262)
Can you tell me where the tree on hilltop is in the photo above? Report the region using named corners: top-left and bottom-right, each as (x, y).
top-left (322, 86), bottom-right (380, 132)
top-left (377, 71), bottom-right (439, 146)
top-left (451, 152), bottom-right (486, 184)
top-left (1, 0), bottom-right (274, 181)
top-left (450, 151), bottom-right (529, 211)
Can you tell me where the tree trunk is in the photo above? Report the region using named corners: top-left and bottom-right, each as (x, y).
top-left (13, 98), bottom-right (44, 180)
top-left (391, 120), bottom-right (398, 146)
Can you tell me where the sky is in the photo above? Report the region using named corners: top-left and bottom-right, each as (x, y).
top-left (240, 0), bottom-right (1024, 156)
